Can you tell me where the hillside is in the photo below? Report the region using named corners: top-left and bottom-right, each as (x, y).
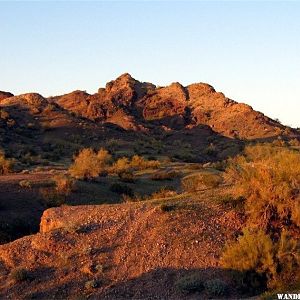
top-left (0, 74), bottom-right (298, 170)
top-left (51, 73), bottom-right (289, 139)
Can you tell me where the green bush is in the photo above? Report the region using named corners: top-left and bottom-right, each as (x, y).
top-left (109, 183), bottom-right (133, 196)
top-left (10, 268), bottom-right (30, 282)
top-left (118, 171), bottom-right (135, 183)
top-left (175, 274), bottom-right (204, 293)
top-left (204, 279), bottom-right (228, 297)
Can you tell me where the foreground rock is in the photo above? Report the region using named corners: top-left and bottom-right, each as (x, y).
top-left (0, 200), bottom-right (242, 299)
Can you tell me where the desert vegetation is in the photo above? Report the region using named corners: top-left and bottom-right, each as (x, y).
top-left (221, 144), bottom-right (300, 293)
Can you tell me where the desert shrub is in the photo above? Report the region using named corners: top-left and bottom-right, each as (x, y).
top-left (181, 172), bottom-right (222, 192)
top-left (175, 274), bottom-right (204, 293)
top-left (0, 151), bottom-right (13, 175)
top-left (160, 203), bottom-right (177, 212)
top-left (151, 187), bottom-right (177, 199)
top-left (53, 174), bottom-right (75, 195)
top-left (105, 138), bottom-right (119, 152)
top-left (19, 180), bottom-right (33, 189)
top-left (10, 268), bottom-right (30, 282)
top-left (0, 109), bottom-right (9, 120)
top-left (289, 138), bottom-right (300, 147)
top-left (216, 195), bottom-right (245, 210)
top-left (85, 279), bottom-right (99, 290)
top-left (97, 148), bottom-right (112, 165)
top-left (69, 148), bottom-right (110, 180)
top-left (150, 170), bottom-right (180, 181)
top-left (130, 155), bottom-right (160, 170)
top-left (39, 188), bottom-right (66, 207)
top-left (204, 143), bottom-right (217, 157)
top-left (211, 160), bottom-right (228, 171)
top-left (109, 183), bottom-right (133, 196)
top-left (111, 157), bottom-right (130, 175)
top-left (225, 144), bottom-right (300, 231)
top-left (204, 279), bottom-right (228, 297)
top-left (118, 171), bottom-right (135, 183)
top-left (221, 229), bottom-right (300, 290)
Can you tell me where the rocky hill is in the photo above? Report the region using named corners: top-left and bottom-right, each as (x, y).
top-left (50, 73), bottom-right (290, 139)
top-left (0, 74), bottom-right (298, 166)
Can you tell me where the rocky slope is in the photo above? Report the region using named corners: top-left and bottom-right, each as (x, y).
top-left (0, 196), bottom-right (243, 299)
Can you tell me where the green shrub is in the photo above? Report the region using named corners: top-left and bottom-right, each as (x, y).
top-left (175, 274), bottom-right (204, 293)
top-left (204, 279), bottom-right (228, 297)
top-left (10, 268), bottom-right (30, 282)
top-left (118, 171), bottom-right (135, 183)
top-left (109, 183), bottom-right (133, 196)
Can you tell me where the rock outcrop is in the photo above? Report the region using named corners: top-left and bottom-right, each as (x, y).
top-left (0, 91), bottom-right (14, 102)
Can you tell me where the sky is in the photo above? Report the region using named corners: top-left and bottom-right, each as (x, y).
top-left (0, 1), bottom-right (299, 127)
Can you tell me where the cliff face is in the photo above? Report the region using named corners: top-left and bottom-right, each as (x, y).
top-left (49, 73), bottom-right (287, 139)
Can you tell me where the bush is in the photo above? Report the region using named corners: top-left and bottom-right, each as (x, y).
top-left (160, 203), bottom-right (177, 212)
top-left (181, 172), bottom-right (222, 192)
top-left (111, 157), bottom-right (130, 175)
top-left (221, 229), bottom-right (300, 289)
top-left (10, 268), bottom-right (30, 282)
top-left (225, 144), bottom-right (300, 231)
top-left (39, 188), bottom-right (66, 207)
top-left (85, 279), bottom-right (99, 289)
top-left (204, 279), bottom-right (228, 297)
top-left (175, 274), bottom-right (204, 293)
top-left (19, 180), bottom-right (33, 189)
top-left (69, 148), bottom-right (110, 180)
top-left (0, 151), bottom-right (13, 175)
top-left (151, 187), bottom-right (177, 199)
top-left (97, 148), bottom-right (112, 165)
top-left (150, 170), bottom-right (180, 181)
top-left (109, 183), bottom-right (133, 196)
top-left (53, 174), bottom-right (75, 195)
top-left (130, 155), bottom-right (160, 170)
top-left (118, 171), bottom-right (135, 183)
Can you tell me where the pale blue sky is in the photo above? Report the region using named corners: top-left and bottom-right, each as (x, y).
top-left (0, 1), bottom-right (299, 127)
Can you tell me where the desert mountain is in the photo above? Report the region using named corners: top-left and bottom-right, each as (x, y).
top-left (0, 74), bottom-right (298, 166)
top-left (50, 73), bottom-right (289, 139)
